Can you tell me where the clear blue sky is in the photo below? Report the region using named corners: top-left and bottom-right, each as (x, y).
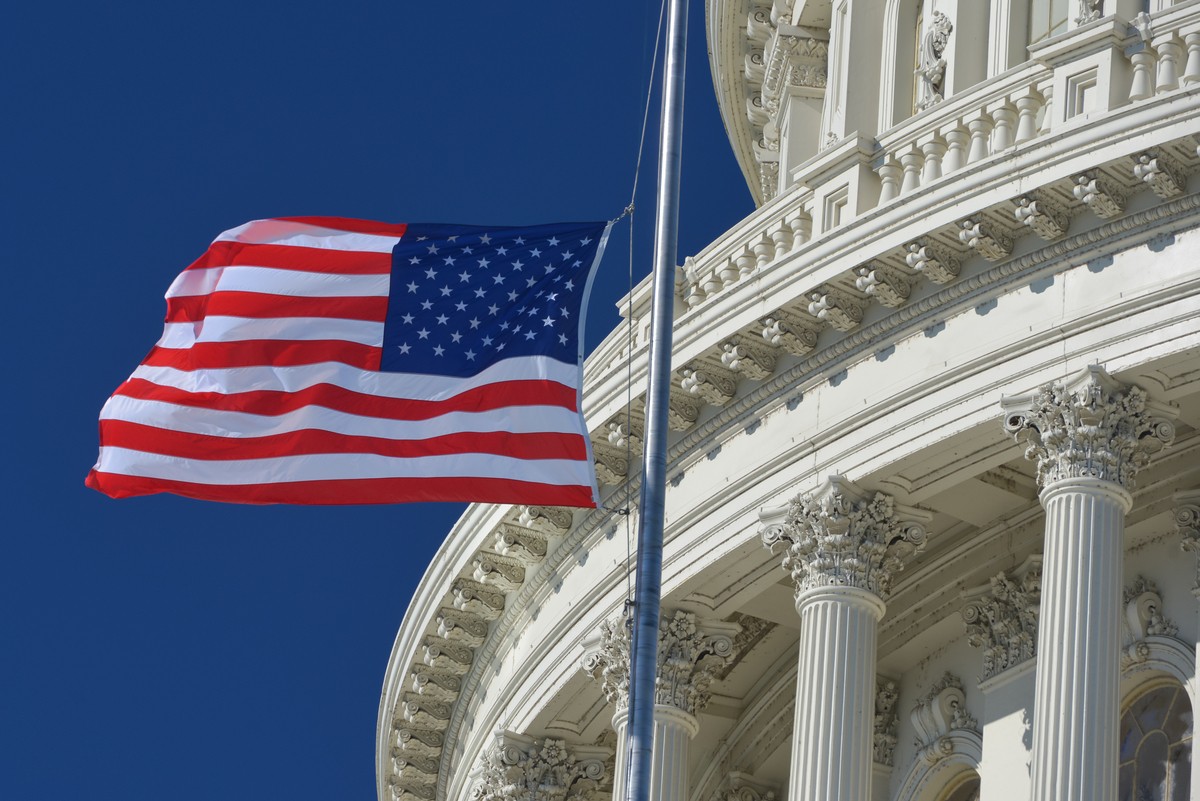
top-left (3, 2), bottom-right (751, 798)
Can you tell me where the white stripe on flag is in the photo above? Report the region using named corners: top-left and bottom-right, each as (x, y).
top-left (214, 219), bottom-right (402, 252)
top-left (129, 356), bottom-right (580, 401)
top-left (100, 395), bottom-right (586, 439)
top-left (167, 266), bottom-right (391, 299)
top-left (156, 316), bottom-right (384, 348)
top-left (95, 446), bottom-right (595, 486)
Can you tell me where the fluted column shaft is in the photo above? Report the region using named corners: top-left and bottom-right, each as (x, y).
top-left (792, 586), bottom-right (884, 801)
top-left (611, 707), bottom-right (698, 801)
top-left (1030, 478), bottom-right (1129, 801)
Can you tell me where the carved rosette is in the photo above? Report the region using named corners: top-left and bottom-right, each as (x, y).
top-left (472, 734), bottom-right (608, 801)
top-left (1001, 366), bottom-right (1176, 492)
top-left (760, 476), bottom-right (931, 600)
top-left (582, 610), bottom-right (738, 717)
top-left (873, 677), bottom-right (899, 766)
top-left (1175, 490), bottom-right (1200, 599)
top-left (962, 558), bottom-right (1042, 681)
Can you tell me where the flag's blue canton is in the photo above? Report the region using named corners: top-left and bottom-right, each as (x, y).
top-left (381, 222), bottom-right (606, 378)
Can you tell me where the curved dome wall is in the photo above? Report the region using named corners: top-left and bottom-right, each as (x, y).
top-left (379, 4), bottom-right (1200, 801)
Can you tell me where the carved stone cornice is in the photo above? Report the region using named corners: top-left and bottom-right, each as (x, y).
top-left (605, 417), bottom-right (643, 454)
top-left (592, 440), bottom-right (630, 487)
top-left (681, 365), bottom-right (739, 407)
top-left (904, 240), bottom-right (960, 284)
top-left (517, 505), bottom-right (573, 534)
top-left (437, 607), bottom-right (490, 646)
top-left (1014, 194), bottom-right (1070, 241)
top-left (759, 476), bottom-right (931, 601)
top-left (1122, 575), bottom-right (1179, 667)
top-left (760, 314), bottom-right (818, 355)
top-left (452, 578), bottom-right (506, 620)
top-left (668, 393), bottom-right (702, 431)
top-left (1001, 366), bottom-right (1177, 491)
top-left (721, 339), bottom-right (778, 380)
top-left (855, 262), bottom-right (912, 308)
top-left (422, 637), bottom-right (473, 673)
top-left (410, 667), bottom-right (462, 701)
top-left (1132, 150), bottom-right (1185, 198)
top-left (962, 555), bottom-right (1041, 681)
top-left (1174, 489), bottom-right (1200, 599)
top-left (472, 551), bottom-right (526, 591)
top-left (806, 287), bottom-right (865, 331)
top-left (911, 673), bottom-right (978, 765)
top-left (958, 218), bottom-right (1013, 261)
top-left (472, 733), bottom-right (609, 801)
top-left (494, 523), bottom-right (548, 565)
top-left (582, 610), bottom-right (739, 717)
top-left (873, 677), bottom-right (899, 767)
top-left (1072, 171), bottom-right (1125, 219)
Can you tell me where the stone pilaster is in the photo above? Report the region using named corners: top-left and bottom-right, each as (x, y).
top-left (760, 476), bottom-right (930, 801)
top-left (473, 734), bottom-right (610, 801)
top-left (1001, 366), bottom-right (1176, 801)
top-left (961, 555), bottom-right (1042, 682)
top-left (582, 610), bottom-right (738, 801)
top-left (1175, 489), bottom-right (1200, 600)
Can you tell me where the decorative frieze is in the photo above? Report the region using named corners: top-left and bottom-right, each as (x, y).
top-left (904, 240), bottom-right (960, 284)
top-left (873, 678), bottom-right (900, 766)
top-left (958, 218), bottom-right (1013, 261)
top-left (854, 263), bottom-right (911, 308)
top-left (1122, 576), bottom-right (1178, 666)
top-left (911, 673), bottom-right (978, 765)
top-left (668, 394), bottom-right (702, 431)
top-left (582, 610), bottom-right (739, 716)
top-left (451, 578), bottom-right (506, 620)
top-left (473, 734), bottom-right (608, 801)
top-left (517, 505), bottom-right (573, 534)
top-left (681, 365), bottom-right (739, 406)
top-left (806, 287), bottom-right (865, 331)
top-left (436, 607), bottom-right (490, 646)
top-left (720, 339), bottom-right (777, 380)
top-left (1132, 151), bottom-right (1185, 199)
top-left (494, 523), bottom-right (549, 565)
top-left (1175, 489), bottom-right (1200, 599)
top-left (1072, 171), bottom-right (1125, 219)
top-left (962, 557), bottom-right (1042, 681)
top-left (472, 551), bottom-right (526, 591)
top-left (1001, 366), bottom-right (1176, 491)
top-left (760, 476), bottom-right (931, 600)
top-left (410, 667), bottom-right (461, 701)
top-left (760, 314), bottom-right (818, 355)
top-left (1014, 194), bottom-right (1070, 240)
top-left (422, 636), bottom-right (473, 673)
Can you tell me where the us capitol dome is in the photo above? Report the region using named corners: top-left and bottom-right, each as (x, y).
top-left (377, 3), bottom-right (1200, 801)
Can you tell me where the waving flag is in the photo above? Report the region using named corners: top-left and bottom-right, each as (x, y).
top-left (86, 217), bottom-right (611, 506)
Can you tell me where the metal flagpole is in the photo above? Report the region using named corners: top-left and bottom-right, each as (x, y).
top-left (626, 1), bottom-right (687, 801)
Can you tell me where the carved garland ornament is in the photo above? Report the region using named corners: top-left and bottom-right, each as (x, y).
top-left (1001, 366), bottom-right (1175, 491)
top-left (760, 477), bottom-right (930, 600)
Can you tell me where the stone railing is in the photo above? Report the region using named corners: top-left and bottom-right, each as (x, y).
top-left (672, 6), bottom-right (1200, 323)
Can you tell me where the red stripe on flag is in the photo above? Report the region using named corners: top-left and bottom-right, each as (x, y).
top-left (86, 470), bottom-right (596, 507)
top-left (115, 377), bottom-right (579, 418)
top-left (165, 292), bottom-right (389, 324)
top-left (98, 420), bottom-right (589, 461)
top-left (184, 243), bottom-right (394, 275)
top-left (142, 341), bottom-right (383, 371)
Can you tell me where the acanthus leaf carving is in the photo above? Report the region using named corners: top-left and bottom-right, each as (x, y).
top-left (1174, 489), bottom-right (1200, 599)
top-left (472, 551), bottom-right (526, 591)
top-left (452, 578), bottom-right (506, 620)
top-left (494, 523), bottom-right (549, 565)
top-left (517, 505), bottom-right (573, 534)
top-left (437, 607), bottom-right (490, 646)
top-left (911, 673), bottom-right (978, 765)
top-left (680, 365), bottom-right (738, 407)
top-left (721, 339), bottom-right (777, 380)
top-left (962, 556), bottom-right (1042, 681)
top-left (1001, 366), bottom-right (1176, 491)
top-left (1014, 194), bottom-right (1070, 240)
top-left (854, 262), bottom-right (911, 308)
top-left (583, 610), bottom-right (739, 717)
top-left (1122, 575), bottom-right (1178, 667)
top-left (1072, 171), bottom-right (1125, 219)
top-left (1132, 151), bottom-right (1185, 198)
top-left (760, 314), bottom-right (818, 355)
top-left (472, 734), bottom-right (610, 801)
top-left (806, 287), bottom-right (865, 331)
top-left (411, 666), bottom-right (462, 701)
top-left (422, 636), bottom-right (473, 673)
top-left (874, 677), bottom-right (899, 766)
top-left (759, 476), bottom-right (931, 600)
top-left (958, 218), bottom-right (1013, 261)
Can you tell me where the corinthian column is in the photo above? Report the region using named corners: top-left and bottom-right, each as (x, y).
top-left (759, 476), bottom-right (930, 801)
top-left (583, 610), bottom-right (738, 801)
top-left (1001, 366), bottom-right (1176, 801)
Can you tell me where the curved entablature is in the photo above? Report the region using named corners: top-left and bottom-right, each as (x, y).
top-left (378, 6), bottom-right (1200, 801)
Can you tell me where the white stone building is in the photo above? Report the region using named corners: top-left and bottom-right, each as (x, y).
top-left (377, 3), bottom-right (1200, 801)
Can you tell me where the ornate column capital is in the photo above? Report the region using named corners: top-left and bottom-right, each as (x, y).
top-left (1001, 366), bottom-right (1176, 493)
top-left (759, 476), bottom-right (931, 602)
top-left (581, 610), bottom-right (739, 717)
top-left (472, 733), bottom-right (610, 801)
top-left (962, 555), bottom-right (1042, 682)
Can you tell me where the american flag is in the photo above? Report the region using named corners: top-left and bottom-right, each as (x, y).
top-left (86, 216), bottom-right (611, 506)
